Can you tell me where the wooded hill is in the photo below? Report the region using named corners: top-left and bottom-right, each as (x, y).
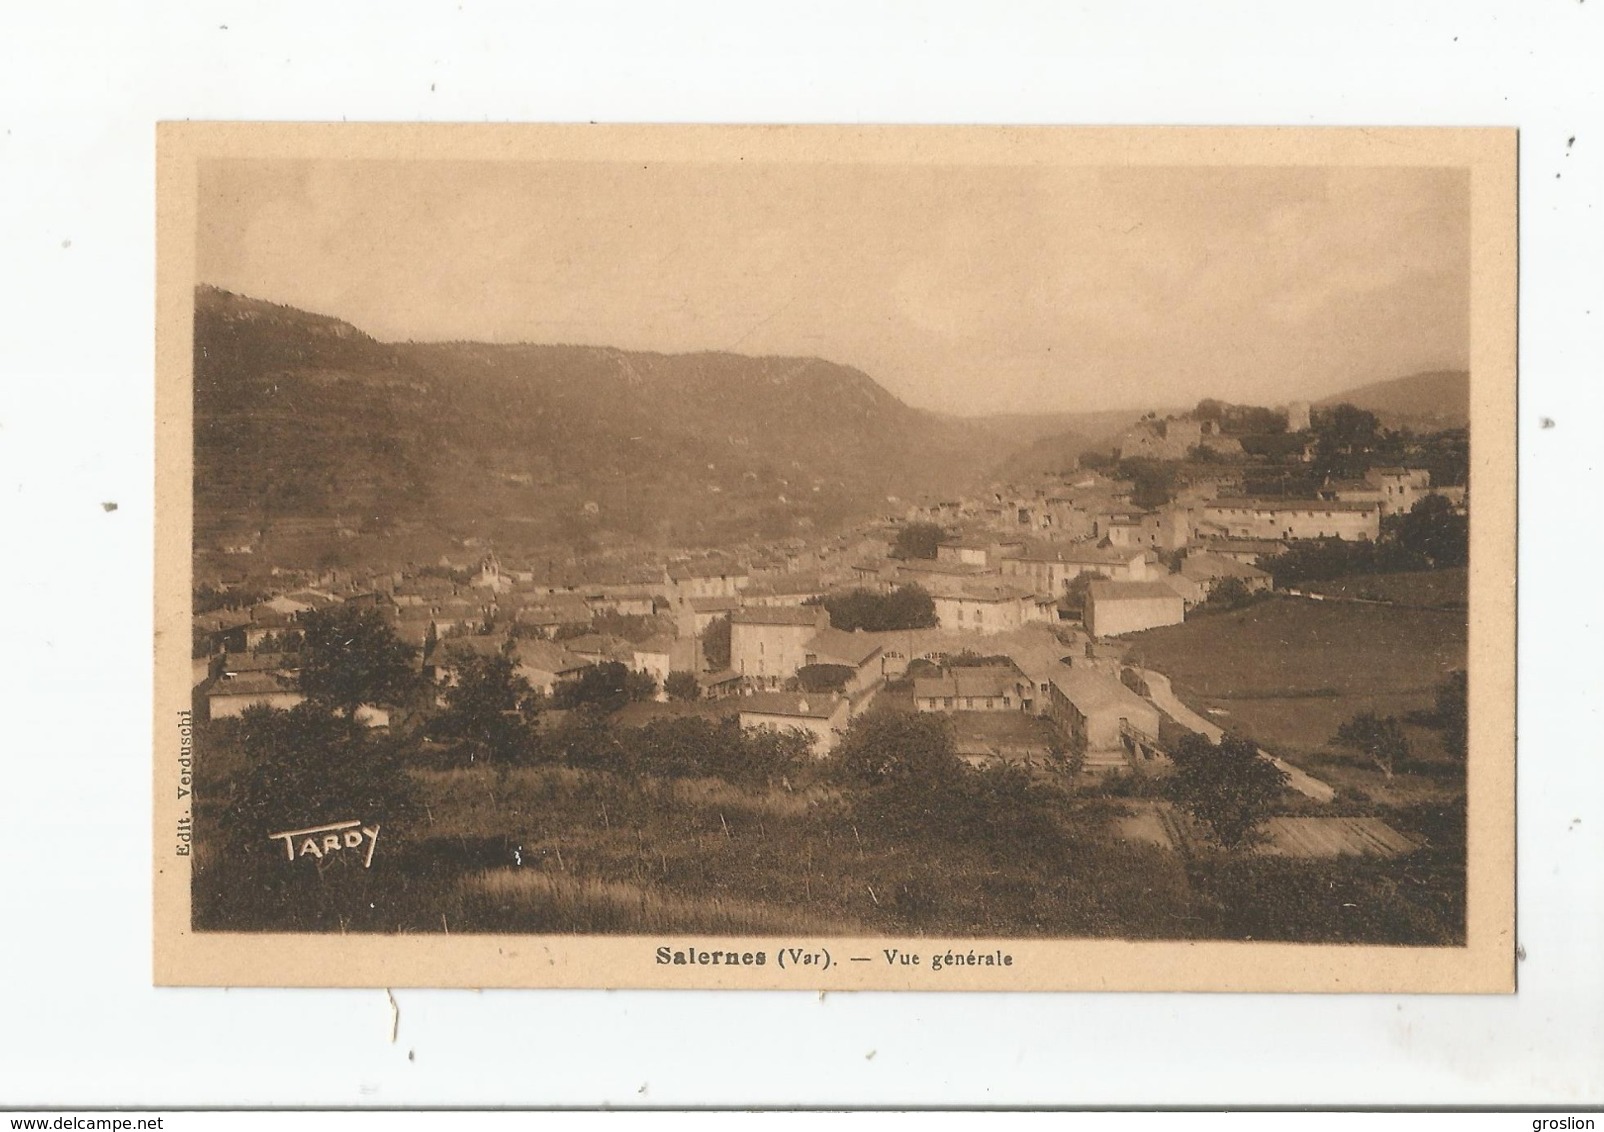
top-left (194, 286), bottom-right (1025, 565)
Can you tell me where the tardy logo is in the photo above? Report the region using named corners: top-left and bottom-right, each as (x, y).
top-left (268, 820), bottom-right (381, 867)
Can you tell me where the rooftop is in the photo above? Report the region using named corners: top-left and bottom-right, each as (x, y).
top-left (804, 627), bottom-right (883, 668)
top-left (219, 652), bottom-right (299, 674)
top-left (1003, 541), bottom-right (1145, 565)
top-left (737, 692), bottom-right (844, 720)
top-left (731, 606), bottom-right (827, 627)
top-left (207, 671), bottom-right (298, 697)
top-left (1087, 580), bottom-right (1187, 603)
top-left (913, 666), bottom-right (1023, 701)
top-left (1209, 497), bottom-right (1381, 513)
top-left (1179, 553), bottom-right (1272, 582)
top-left (1049, 667), bottom-right (1153, 717)
top-left (512, 640), bottom-right (591, 674)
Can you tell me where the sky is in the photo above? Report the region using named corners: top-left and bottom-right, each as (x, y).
top-left (196, 159), bottom-right (1469, 417)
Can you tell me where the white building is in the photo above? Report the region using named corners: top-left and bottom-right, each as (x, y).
top-left (1085, 580), bottom-right (1187, 638)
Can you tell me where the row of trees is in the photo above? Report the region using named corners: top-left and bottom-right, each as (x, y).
top-left (1267, 494), bottom-right (1469, 587)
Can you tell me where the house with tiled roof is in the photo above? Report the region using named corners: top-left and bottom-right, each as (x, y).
top-left (1046, 667), bottom-right (1161, 770)
top-left (797, 627), bottom-right (884, 696)
top-left (422, 633), bottom-right (513, 686)
top-left (561, 633), bottom-right (636, 666)
top-left (511, 639), bottom-right (591, 698)
top-left (931, 579), bottom-right (1056, 635)
top-left (730, 605), bottom-right (831, 689)
top-left (1179, 551), bottom-right (1273, 599)
top-left (996, 540), bottom-right (1152, 595)
top-left (203, 670), bottom-right (304, 721)
top-left (1201, 496), bottom-right (1381, 542)
top-left (913, 665), bottom-right (1029, 713)
top-left (738, 692), bottom-right (851, 755)
top-left (687, 595), bottom-right (743, 636)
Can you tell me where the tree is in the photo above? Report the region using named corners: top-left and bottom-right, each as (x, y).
top-left (1434, 670), bottom-right (1468, 760)
top-left (628, 715), bottom-right (811, 785)
top-left (796, 663), bottom-right (855, 693)
top-left (1168, 732), bottom-right (1289, 849)
top-left (814, 584), bottom-right (937, 632)
top-left (624, 667), bottom-right (659, 702)
top-left (226, 702), bottom-right (419, 866)
top-left (1204, 576), bottom-right (1259, 611)
top-left (701, 613), bottom-right (732, 670)
top-left (1333, 710), bottom-right (1412, 779)
top-left (664, 670), bottom-right (701, 702)
top-left (1063, 571), bottom-right (1107, 617)
top-left (832, 710), bottom-right (964, 792)
top-left (1117, 458), bottom-right (1177, 509)
top-left (297, 605), bottom-right (420, 716)
top-left (1394, 494), bottom-right (1469, 568)
top-left (893, 521), bottom-right (946, 561)
top-left (252, 630), bottom-right (303, 655)
top-left (1312, 403), bottom-right (1380, 478)
top-left (552, 660), bottom-right (632, 713)
top-left (431, 652), bottom-right (539, 766)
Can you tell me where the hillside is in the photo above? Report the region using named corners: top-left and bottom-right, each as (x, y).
top-left (1317, 370), bottom-right (1469, 430)
top-left (193, 286), bottom-right (1018, 569)
top-left (987, 408), bottom-right (1168, 480)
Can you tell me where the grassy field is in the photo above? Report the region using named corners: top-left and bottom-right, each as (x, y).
top-left (1301, 567), bottom-right (1467, 609)
top-left (194, 753), bottom-right (1205, 939)
top-left (189, 688), bottom-right (1465, 944)
top-left (1122, 594), bottom-right (1466, 807)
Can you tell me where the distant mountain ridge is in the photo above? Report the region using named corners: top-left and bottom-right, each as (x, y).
top-left (1316, 370), bottom-right (1469, 430)
top-left (192, 286), bottom-right (1021, 567)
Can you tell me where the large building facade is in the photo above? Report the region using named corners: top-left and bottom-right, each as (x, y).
top-left (1201, 497), bottom-right (1381, 541)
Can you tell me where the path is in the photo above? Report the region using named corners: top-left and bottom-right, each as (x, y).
top-left (1134, 668), bottom-right (1336, 803)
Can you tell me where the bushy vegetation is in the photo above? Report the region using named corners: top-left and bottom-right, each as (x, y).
top-left (1184, 849), bottom-right (1464, 945)
top-left (1200, 576), bottom-right (1267, 612)
top-left (700, 613), bottom-right (731, 669)
top-left (1167, 732), bottom-right (1289, 849)
top-left (808, 584), bottom-right (937, 632)
top-left (664, 670), bottom-right (701, 701)
top-left (549, 660), bottom-right (656, 712)
top-left (1333, 710), bottom-right (1412, 779)
top-left (893, 521), bottom-right (947, 560)
top-left (298, 604), bottom-right (421, 714)
top-left (1114, 458), bottom-right (1178, 509)
top-left (1433, 670), bottom-right (1468, 760)
top-left (1266, 496), bottom-right (1468, 587)
top-left (796, 663), bottom-right (856, 693)
top-left (429, 652), bottom-right (541, 766)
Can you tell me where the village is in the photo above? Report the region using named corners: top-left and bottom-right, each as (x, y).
top-left (191, 396), bottom-right (1469, 875)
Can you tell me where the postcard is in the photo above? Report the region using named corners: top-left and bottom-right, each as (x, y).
top-left (154, 124), bottom-right (1515, 990)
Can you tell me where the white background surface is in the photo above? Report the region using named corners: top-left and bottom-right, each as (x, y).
top-left (0, 0), bottom-right (1599, 1109)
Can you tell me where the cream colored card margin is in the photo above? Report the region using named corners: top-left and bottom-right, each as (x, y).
top-left (153, 124), bottom-right (1516, 992)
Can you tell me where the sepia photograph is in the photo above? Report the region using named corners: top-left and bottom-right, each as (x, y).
top-left (153, 124), bottom-right (1516, 991)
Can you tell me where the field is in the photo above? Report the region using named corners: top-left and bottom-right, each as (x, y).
top-left (191, 701), bottom-right (1464, 945)
top-left (1301, 567), bottom-right (1468, 609)
top-left (193, 757), bottom-right (1200, 939)
top-left (1122, 593), bottom-right (1467, 808)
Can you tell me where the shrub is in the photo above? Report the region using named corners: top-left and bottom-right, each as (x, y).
top-left (1167, 732), bottom-right (1288, 849)
top-left (664, 670), bottom-right (701, 702)
top-left (1333, 710), bottom-right (1411, 778)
